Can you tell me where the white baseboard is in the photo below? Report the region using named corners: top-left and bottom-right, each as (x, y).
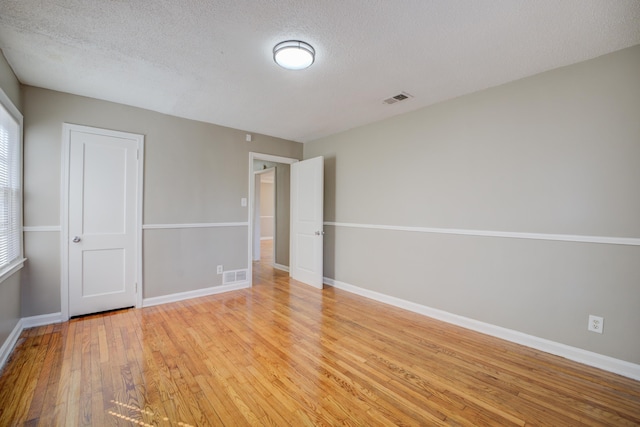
top-left (324, 277), bottom-right (640, 381)
top-left (273, 263), bottom-right (290, 272)
top-left (0, 319), bottom-right (23, 371)
top-left (142, 282), bottom-right (250, 307)
top-left (22, 312), bottom-right (64, 328)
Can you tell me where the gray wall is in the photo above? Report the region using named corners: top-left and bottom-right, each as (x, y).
top-left (305, 45), bottom-right (640, 364)
top-left (274, 164), bottom-right (291, 266)
top-left (0, 51), bottom-right (20, 109)
top-left (22, 86), bottom-right (302, 314)
top-left (0, 51), bottom-right (22, 349)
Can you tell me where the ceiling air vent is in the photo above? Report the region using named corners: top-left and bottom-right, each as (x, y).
top-left (383, 92), bottom-right (413, 105)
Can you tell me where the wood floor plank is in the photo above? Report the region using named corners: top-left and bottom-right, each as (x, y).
top-left (35, 325), bottom-right (67, 426)
top-left (1, 240), bottom-right (639, 426)
top-left (24, 326), bottom-right (58, 423)
top-left (0, 327), bottom-right (48, 423)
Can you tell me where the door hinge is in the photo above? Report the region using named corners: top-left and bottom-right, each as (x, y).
top-left (136, 149), bottom-right (139, 160)
top-left (135, 283), bottom-right (138, 293)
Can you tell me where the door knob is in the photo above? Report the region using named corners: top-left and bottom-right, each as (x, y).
top-left (72, 236), bottom-right (81, 243)
top-left (315, 231), bottom-right (325, 236)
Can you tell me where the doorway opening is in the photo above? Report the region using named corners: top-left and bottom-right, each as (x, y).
top-left (248, 153), bottom-right (298, 286)
top-left (253, 167), bottom-right (275, 265)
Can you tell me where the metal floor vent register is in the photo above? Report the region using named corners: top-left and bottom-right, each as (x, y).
top-left (223, 269), bottom-right (248, 285)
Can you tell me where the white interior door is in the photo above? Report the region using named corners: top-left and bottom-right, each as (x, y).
top-left (290, 156), bottom-right (324, 288)
top-left (66, 125), bottom-right (141, 317)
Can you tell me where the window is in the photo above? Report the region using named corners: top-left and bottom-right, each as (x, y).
top-left (0, 89), bottom-right (23, 282)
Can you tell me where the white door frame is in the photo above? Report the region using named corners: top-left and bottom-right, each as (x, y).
top-left (60, 124), bottom-right (144, 321)
top-left (247, 152), bottom-right (298, 286)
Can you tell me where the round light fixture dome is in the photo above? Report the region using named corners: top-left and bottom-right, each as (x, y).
top-left (273, 40), bottom-right (315, 70)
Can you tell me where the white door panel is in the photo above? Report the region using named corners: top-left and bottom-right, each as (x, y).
top-left (82, 249), bottom-right (125, 296)
top-left (290, 156), bottom-right (323, 288)
top-left (66, 126), bottom-right (141, 317)
top-left (81, 140), bottom-right (128, 234)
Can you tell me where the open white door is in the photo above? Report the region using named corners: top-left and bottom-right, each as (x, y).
top-left (290, 156), bottom-right (324, 288)
top-left (65, 124), bottom-right (142, 317)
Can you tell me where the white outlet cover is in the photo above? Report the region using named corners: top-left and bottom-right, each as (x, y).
top-left (588, 315), bottom-right (604, 334)
top-left (241, 197), bottom-right (247, 207)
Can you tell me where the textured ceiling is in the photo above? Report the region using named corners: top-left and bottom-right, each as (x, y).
top-left (0, 1), bottom-right (639, 142)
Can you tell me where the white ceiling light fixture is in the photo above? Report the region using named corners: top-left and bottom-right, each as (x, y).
top-left (273, 40), bottom-right (315, 70)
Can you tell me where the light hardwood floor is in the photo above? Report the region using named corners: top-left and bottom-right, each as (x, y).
top-left (1, 240), bottom-right (639, 426)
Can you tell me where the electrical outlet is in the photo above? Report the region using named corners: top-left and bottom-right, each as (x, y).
top-left (588, 315), bottom-right (604, 334)
top-left (217, 265), bottom-right (223, 274)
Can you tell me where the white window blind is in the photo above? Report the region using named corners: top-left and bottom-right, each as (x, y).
top-left (0, 91), bottom-right (23, 278)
